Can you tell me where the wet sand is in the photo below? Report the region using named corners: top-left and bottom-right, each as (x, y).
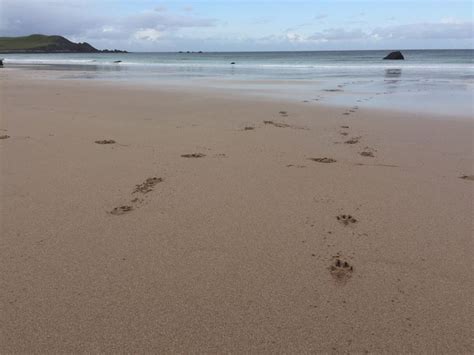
top-left (1, 71), bottom-right (473, 353)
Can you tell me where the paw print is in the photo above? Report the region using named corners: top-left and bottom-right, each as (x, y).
top-left (110, 205), bottom-right (133, 215)
top-left (336, 214), bottom-right (357, 225)
top-left (329, 258), bottom-right (354, 282)
top-left (308, 157), bottom-right (337, 163)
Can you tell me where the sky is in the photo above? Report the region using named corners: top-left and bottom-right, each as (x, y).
top-left (0, 0), bottom-right (473, 51)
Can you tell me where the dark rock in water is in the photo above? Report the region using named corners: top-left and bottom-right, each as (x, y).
top-left (0, 58), bottom-right (3, 66)
top-left (383, 51), bottom-right (404, 60)
top-left (230, 62), bottom-right (236, 65)
top-left (101, 49), bottom-right (127, 53)
top-left (113, 60), bottom-right (122, 63)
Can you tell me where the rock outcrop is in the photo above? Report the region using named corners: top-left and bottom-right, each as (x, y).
top-left (383, 51), bottom-right (404, 60)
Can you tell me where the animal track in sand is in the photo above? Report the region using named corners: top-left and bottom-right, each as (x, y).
top-left (263, 120), bottom-right (308, 130)
top-left (340, 132), bottom-right (349, 136)
top-left (340, 126), bottom-right (350, 129)
top-left (110, 176), bottom-right (163, 216)
top-left (460, 175), bottom-right (474, 181)
top-left (279, 111), bottom-right (289, 117)
top-left (355, 163), bottom-right (398, 168)
top-left (264, 120), bottom-right (290, 128)
top-left (308, 157), bottom-right (337, 163)
top-left (95, 139), bottom-right (116, 144)
top-left (133, 177), bottom-right (163, 194)
top-left (286, 164), bottom-right (306, 168)
top-left (243, 126), bottom-right (255, 131)
top-left (110, 205), bottom-right (133, 215)
top-left (0, 135), bottom-right (10, 139)
top-left (360, 146), bottom-right (376, 157)
top-left (360, 151), bottom-right (375, 157)
top-left (337, 214), bottom-right (357, 225)
top-left (181, 153), bottom-right (206, 158)
top-left (344, 137), bottom-right (360, 144)
top-left (329, 258), bottom-right (354, 283)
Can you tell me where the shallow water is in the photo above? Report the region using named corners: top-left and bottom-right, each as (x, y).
top-left (2, 50), bottom-right (473, 117)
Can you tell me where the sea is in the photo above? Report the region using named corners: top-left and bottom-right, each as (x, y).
top-left (2, 50), bottom-right (473, 117)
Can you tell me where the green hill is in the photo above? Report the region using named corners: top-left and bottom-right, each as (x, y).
top-left (0, 34), bottom-right (102, 53)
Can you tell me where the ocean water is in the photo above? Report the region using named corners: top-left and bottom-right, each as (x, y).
top-left (2, 50), bottom-right (473, 117)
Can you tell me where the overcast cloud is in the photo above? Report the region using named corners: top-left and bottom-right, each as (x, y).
top-left (1, 0), bottom-right (472, 51)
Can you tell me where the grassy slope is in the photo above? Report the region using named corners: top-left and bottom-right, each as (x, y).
top-left (0, 35), bottom-right (65, 50)
top-left (0, 34), bottom-right (100, 52)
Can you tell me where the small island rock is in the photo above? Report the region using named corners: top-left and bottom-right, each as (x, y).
top-left (383, 51), bottom-right (404, 60)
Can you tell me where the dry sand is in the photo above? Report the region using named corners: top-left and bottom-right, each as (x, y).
top-left (1, 70), bottom-right (473, 353)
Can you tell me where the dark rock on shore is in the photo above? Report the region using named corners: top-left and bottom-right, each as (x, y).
top-left (383, 51), bottom-right (404, 60)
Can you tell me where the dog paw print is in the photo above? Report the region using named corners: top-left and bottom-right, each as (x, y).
top-left (133, 177), bottom-right (163, 194)
top-left (308, 157), bottom-right (337, 163)
top-left (336, 214), bottom-right (357, 225)
top-left (110, 205), bottom-right (133, 215)
top-left (329, 258), bottom-right (354, 283)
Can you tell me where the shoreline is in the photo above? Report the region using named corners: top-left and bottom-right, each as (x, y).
top-left (3, 66), bottom-right (474, 120)
top-left (1, 73), bottom-right (473, 353)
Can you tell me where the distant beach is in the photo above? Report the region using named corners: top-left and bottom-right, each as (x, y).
top-left (2, 49), bottom-right (473, 117)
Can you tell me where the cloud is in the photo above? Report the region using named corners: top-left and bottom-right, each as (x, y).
top-left (0, 1), bottom-right (472, 51)
top-left (440, 17), bottom-right (463, 25)
top-left (182, 5), bottom-right (194, 13)
top-left (303, 21), bottom-right (473, 43)
top-left (285, 32), bottom-right (305, 43)
top-left (308, 28), bottom-right (367, 41)
top-left (0, 0), bottom-right (105, 37)
top-left (134, 29), bottom-right (163, 42)
top-left (125, 10), bottom-right (216, 31)
top-left (372, 21), bottom-right (473, 40)
top-left (154, 6), bottom-right (167, 13)
top-left (0, 0), bottom-right (217, 49)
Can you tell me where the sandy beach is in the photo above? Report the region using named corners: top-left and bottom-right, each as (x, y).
top-left (1, 70), bottom-right (473, 353)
